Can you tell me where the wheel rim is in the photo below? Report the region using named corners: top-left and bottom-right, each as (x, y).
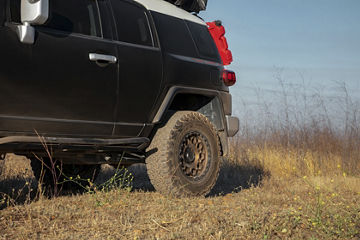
top-left (179, 131), bottom-right (210, 180)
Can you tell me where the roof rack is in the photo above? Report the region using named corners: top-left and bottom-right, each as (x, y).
top-left (164, 0), bottom-right (208, 13)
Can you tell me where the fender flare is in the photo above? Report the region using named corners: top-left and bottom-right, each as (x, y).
top-left (152, 86), bottom-right (232, 156)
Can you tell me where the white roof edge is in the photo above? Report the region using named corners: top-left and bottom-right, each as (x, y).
top-left (133, 0), bottom-right (206, 26)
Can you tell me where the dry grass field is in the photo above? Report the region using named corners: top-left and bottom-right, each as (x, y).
top-left (0, 139), bottom-right (359, 240)
top-left (1, 82), bottom-right (359, 239)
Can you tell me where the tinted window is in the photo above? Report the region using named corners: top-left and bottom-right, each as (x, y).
top-left (97, 0), bottom-right (113, 40)
top-left (152, 12), bottom-right (197, 57)
top-left (186, 21), bottom-right (220, 61)
top-left (8, 0), bottom-right (21, 23)
top-left (110, 0), bottom-right (152, 46)
top-left (45, 0), bottom-right (101, 37)
top-left (0, 0), bottom-right (5, 25)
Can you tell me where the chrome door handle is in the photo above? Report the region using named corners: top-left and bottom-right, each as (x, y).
top-left (89, 53), bottom-right (117, 64)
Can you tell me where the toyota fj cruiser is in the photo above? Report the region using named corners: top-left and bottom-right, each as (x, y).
top-left (0, 0), bottom-right (239, 196)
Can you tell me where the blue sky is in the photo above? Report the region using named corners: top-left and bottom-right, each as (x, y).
top-left (200, 0), bottom-right (360, 113)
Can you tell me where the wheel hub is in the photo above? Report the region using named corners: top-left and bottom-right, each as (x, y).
top-left (179, 132), bottom-right (209, 179)
top-left (184, 147), bottom-right (195, 163)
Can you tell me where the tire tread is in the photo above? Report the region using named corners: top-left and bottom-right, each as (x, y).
top-left (146, 111), bottom-right (220, 197)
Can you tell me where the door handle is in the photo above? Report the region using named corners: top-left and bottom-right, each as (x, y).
top-left (89, 53), bottom-right (117, 64)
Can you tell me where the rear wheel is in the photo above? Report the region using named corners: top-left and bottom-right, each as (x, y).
top-left (0, 155), bottom-right (5, 177)
top-left (146, 111), bottom-right (220, 197)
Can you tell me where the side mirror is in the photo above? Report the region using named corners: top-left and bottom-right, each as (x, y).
top-left (17, 0), bottom-right (49, 44)
top-left (21, 0), bottom-right (49, 25)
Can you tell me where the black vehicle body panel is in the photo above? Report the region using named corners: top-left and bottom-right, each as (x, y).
top-left (107, 0), bottom-right (163, 135)
top-left (0, 26), bottom-right (118, 136)
top-left (112, 43), bottom-right (163, 128)
top-left (0, 0), bottom-right (237, 161)
top-left (150, 12), bottom-right (227, 91)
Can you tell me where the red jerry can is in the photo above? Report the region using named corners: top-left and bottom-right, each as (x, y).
top-left (207, 21), bottom-right (233, 66)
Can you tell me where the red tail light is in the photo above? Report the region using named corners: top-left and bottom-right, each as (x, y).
top-left (222, 70), bottom-right (236, 86)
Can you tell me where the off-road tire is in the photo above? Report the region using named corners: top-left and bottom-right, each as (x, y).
top-left (0, 158), bottom-right (4, 177)
top-left (30, 157), bottom-right (100, 193)
top-left (146, 111), bottom-right (220, 197)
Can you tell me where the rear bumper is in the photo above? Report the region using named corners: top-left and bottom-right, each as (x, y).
top-left (220, 91), bottom-right (239, 137)
top-left (226, 115), bottom-right (239, 137)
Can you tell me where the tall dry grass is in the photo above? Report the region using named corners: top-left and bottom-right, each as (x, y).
top-left (230, 72), bottom-right (360, 178)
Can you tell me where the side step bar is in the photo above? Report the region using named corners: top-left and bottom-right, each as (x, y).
top-left (0, 136), bottom-right (150, 151)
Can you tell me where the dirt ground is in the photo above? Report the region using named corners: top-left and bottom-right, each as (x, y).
top-left (1, 154), bottom-right (359, 239)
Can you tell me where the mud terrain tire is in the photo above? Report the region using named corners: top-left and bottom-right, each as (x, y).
top-left (146, 111), bottom-right (220, 197)
top-left (0, 158), bottom-right (4, 177)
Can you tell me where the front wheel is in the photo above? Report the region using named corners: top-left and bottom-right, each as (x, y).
top-left (146, 111), bottom-right (220, 197)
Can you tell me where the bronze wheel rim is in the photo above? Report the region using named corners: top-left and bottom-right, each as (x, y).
top-left (179, 131), bottom-right (209, 180)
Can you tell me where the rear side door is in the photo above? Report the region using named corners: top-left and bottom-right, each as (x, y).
top-left (0, 0), bottom-right (118, 137)
top-left (108, 0), bottom-right (163, 137)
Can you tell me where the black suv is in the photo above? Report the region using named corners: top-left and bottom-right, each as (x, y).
top-left (0, 0), bottom-right (239, 196)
